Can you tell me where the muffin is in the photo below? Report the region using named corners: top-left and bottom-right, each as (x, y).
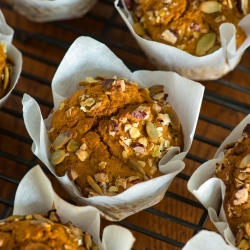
top-left (127, 0), bottom-right (249, 56)
top-left (0, 42), bottom-right (14, 99)
top-left (0, 209), bottom-right (98, 249)
top-left (5, 0), bottom-right (98, 22)
top-left (47, 76), bottom-right (184, 198)
top-left (215, 123), bottom-right (250, 248)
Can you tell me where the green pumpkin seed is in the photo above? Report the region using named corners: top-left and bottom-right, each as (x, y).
top-left (67, 139), bottom-right (80, 152)
top-left (50, 149), bottom-right (66, 165)
top-left (148, 85), bottom-right (164, 94)
top-left (223, 141), bottom-right (236, 150)
top-left (3, 65), bottom-right (9, 89)
top-left (133, 22), bottom-right (146, 36)
top-left (206, 45), bottom-right (221, 55)
top-left (33, 214), bottom-right (53, 224)
top-left (84, 232), bottom-right (92, 250)
top-left (52, 130), bottom-right (73, 150)
top-left (146, 121), bottom-right (159, 142)
top-left (196, 32), bottom-right (216, 56)
top-left (87, 175), bottom-right (103, 195)
top-left (200, 1), bottom-right (222, 13)
top-left (4, 215), bottom-right (25, 222)
top-left (239, 154), bottom-right (250, 169)
top-left (162, 104), bottom-right (180, 129)
top-left (128, 159), bottom-right (146, 175)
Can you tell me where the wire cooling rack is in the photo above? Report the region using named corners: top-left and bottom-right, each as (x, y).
top-left (0, 0), bottom-right (250, 249)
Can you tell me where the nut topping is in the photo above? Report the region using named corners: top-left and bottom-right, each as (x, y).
top-left (67, 169), bottom-right (79, 181)
top-left (196, 32), bottom-right (216, 56)
top-left (146, 121), bottom-right (159, 142)
top-left (52, 130), bottom-right (73, 150)
top-left (50, 149), bottom-right (66, 165)
top-left (239, 154), bottom-right (250, 169)
top-left (67, 139), bottom-right (80, 152)
top-left (234, 187), bottom-right (248, 205)
top-left (87, 175), bottom-right (103, 195)
top-left (160, 29), bottom-right (178, 44)
top-left (199, 1), bottom-right (222, 13)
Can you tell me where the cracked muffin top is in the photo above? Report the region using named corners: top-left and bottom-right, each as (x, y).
top-left (215, 123), bottom-right (250, 249)
top-left (126, 0), bottom-right (249, 56)
top-left (0, 210), bottom-right (98, 250)
top-left (47, 76), bottom-right (184, 197)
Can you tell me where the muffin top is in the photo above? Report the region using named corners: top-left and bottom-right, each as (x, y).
top-left (128, 0), bottom-right (249, 56)
top-left (0, 210), bottom-right (98, 250)
top-left (48, 76), bottom-right (184, 197)
top-left (0, 42), bottom-right (13, 99)
top-left (215, 123), bottom-right (250, 248)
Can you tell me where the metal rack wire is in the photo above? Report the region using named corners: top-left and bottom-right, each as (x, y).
top-left (0, 0), bottom-right (249, 248)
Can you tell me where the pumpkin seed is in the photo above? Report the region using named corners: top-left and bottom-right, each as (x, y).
top-left (237, 239), bottom-right (248, 249)
top-left (146, 121), bottom-right (159, 142)
top-left (67, 139), bottom-right (80, 152)
top-left (133, 22), bottom-right (146, 36)
top-left (84, 232), bottom-right (92, 250)
top-left (128, 159), bottom-right (146, 175)
top-left (3, 65), bottom-right (9, 89)
top-left (196, 32), bottom-right (216, 56)
top-left (50, 149), bottom-right (66, 165)
top-left (223, 141), bottom-right (236, 150)
top-left (206, 45), bottom-right (220, 55)
top-left (239, 154), bottom-right (250, 169)
top-left (235, 229), bottom-right (244, 246)
top-left (33, 214), bottom-right (53, 224)
top-left (87, 175), bottom-right (103, 195)
top-left (4, 215), bottom-right (25, 222)
top-left (200, 1), bottom-right (222, 13)
top-left (148, 85), bottom-right (164, 94)
top-left (53, 130), bottom-right (73, 150)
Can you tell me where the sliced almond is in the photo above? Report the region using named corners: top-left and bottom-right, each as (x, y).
top-left (237, 0), bottom-right (248, 14)
top-left (87, 175), bottom-right (103, 195)
top-left (239, 154), bottom-right (250, 169)
top-left (67, 169), bottom-right (78, 181)
top-left (52, 130), bottom-right (73, 150)
top-left (128, 159), bottom-right (146, 175)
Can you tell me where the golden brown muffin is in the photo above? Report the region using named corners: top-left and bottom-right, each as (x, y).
top-left (127, 0), bottom-right (249, 56)
top-left (0, 42), bottom-right (13, 99)
top-left (0, 209), bottom-right (98, 250)
top-left (215, 123), bottom-right (250, 249)
top-left (47, 76), bottom-right (184, 197)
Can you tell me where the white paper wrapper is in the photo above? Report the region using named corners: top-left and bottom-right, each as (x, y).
top-left (115, 0), bottom-right (250, 81)
top-left (12, 164), bottom-right (135, 250)
top-left (0, 10), bottom-right (22, 109)
top-left (182, 230), bottom-right (237, 250)
top-left (22, 36), bottom-right (204, 221)
top-left (5, 0), bottom-right (98, 23)
top-left (187, 114), bottom-right (250, 247)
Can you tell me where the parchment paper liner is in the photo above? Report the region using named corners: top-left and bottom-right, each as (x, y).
top-left (0, 10), bottom-right (22, 109)
top-left (12, 164), bottom-right (135, 250)
top-left (5, 0), bottom-right (98, 23)
top-left (115, 0), bottom-right (250, 81)
top-left (182, 230), bottom-right (237, 250)
top-left (187, 114), bottom-right (250, 247)
top-left (22, 36), bottom-right (204, 221)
